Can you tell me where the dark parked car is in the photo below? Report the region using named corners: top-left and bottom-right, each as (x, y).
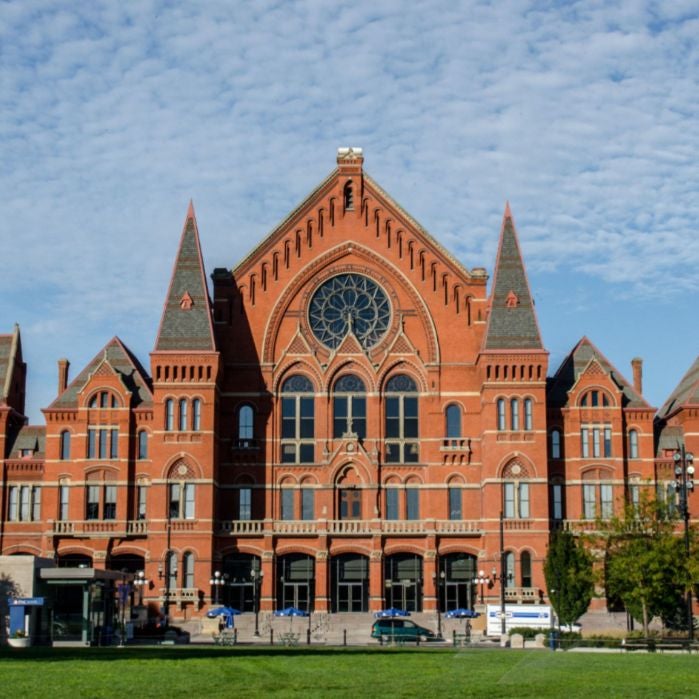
top-left (371, 618), bottom-right (440, 642)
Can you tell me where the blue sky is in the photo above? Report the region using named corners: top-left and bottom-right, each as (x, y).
top-left (1, 0), bottom-right (698, 422)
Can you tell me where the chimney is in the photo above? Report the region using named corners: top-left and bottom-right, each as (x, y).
top-left (631, 357), bottom-right (643, 395)
top-left (58, 358), bottom-right (70, 394)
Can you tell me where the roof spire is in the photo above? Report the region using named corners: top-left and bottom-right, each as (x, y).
top-left (154, 203), bottom-right (216, 352)
top-left (482, 203), bottom-right (543, 351)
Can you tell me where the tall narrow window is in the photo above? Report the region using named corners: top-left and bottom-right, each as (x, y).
top-left (169, 483), bottom-right (180, 519)
top-left (192, 399), bottom-right (201, 431)
top-left (167, 552), bottom-right (178, 591)
top-left (510, 398), bottom-right (519, 431)
top-left (8, 487), bottom-right (18, 521)
top-left (524, 399), bottom-right (533, 431)
top-left (178, 399), bottom-right (188, 431)
top-left (497, 399), bottom-right (506, 431)
top-left (505, 552), bottom-right (515, 588)
top-left (20, 486), bottom-right (30, 521)
top-left (583, 484), bottom-right (596, 519)
top-left (110, 429), bottom-right (118, 459)
top-left (333, 375), bottom-right (367, 439)
top-left (32, 487), bottom-right (41, 521)
top-left (183, 552), bottom-right (195, 589)
top-left (406, 487), bottom-right (420, 520)
top-left (603, 427), bottom-right (612, 457)
top-left (137, 485), bottom-right (147, 519)
top-left (448, 486), bottom-right (462, 520)
top-left (386, 486), bottom-right (399, 520)
top-left (60, 431), bottom-right (71, 460)
top-left (581, 428), bottom-right (589, 458)
top-left (238, 405), bottom-right (254, 447)
top-left (165, 399), bottom-right (174, 431)
top-left (551, 429), bottom-right (561, 459)
top-left (592, 428), bottom-right (601, 458)
top-left (59, 484), bottom-right (70, 521)
top-left (239, 487), bottom-right (252, 520)
top-left (600, 484), bottom-right (613, 518)
top-left (552, 483), bottom-right (563, 520)
top-left (384, 374), bottom-right (418, 463)
top-left (86, 485), bottom-right (100, 520)
top-left (281, 489), bottom-right (295, 520)
top-left (343, 181), bottom-right (354, 210)
top-left (518, 482), bottom-right (530, 518)
top-left (504, 482), bottom-right (515, 518)
top-left (281, 376), bottom-right (315, 463)
top-left (301, 488), bottom-right (315, 520)
top-left (138, 431), bottom-right (148, 460)
top-left (445, 405), bottom-right (461, 447)
top-left (520, 551), bottom-right (532, 587)
top-left (184, 483), bottom-right (195, 519)
top-left (629, 430), bottom-right (639, 459)
top-left (104, 485), bottom-right (116, 520)
top-left (99, 429), bottom-right (108, 459)
top-left (88, 429), bottom-right (96, 459)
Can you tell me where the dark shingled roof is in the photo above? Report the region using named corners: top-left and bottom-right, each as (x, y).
top-left (656, 424), bottom-right (684, 456)
top-left (483, 208), bottom-right (543, 351)
top-left (8, 425), bottom-right (45, 458)
top-left (155, 203), bottom-right (216, 352)
top-left (548, 337), bottom-right (650, 409)
top-left (657, 356), bottom-right (699, 419)
top-left (48, 337), bottom-right (152, 409)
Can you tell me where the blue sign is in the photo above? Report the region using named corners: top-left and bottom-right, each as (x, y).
top-left (11, 597), bottom-right (44, 606)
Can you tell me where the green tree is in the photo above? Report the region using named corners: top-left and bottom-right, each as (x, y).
top-left (601, 494), bottom-right (691, 636)
top-left (544, 529), bottom-right (594, 626)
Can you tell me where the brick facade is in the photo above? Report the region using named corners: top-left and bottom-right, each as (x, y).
top-left (1, 149), bottom-right (696, 622)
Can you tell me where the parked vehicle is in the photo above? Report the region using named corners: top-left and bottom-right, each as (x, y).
top-left (371, 618), bottom-right (440, 642)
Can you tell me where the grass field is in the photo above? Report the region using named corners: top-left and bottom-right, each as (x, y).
top-left (1, 645), bottom-right (698, 699)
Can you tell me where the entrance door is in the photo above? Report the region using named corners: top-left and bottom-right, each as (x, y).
top-left (439, 553), bottom-right (477, 612)
top-left (331, 554), bottom-right (369, 612)
top-left (277, 554), bottom-right (314, 612)
top-left (384, 554), bottom-right (423, 612)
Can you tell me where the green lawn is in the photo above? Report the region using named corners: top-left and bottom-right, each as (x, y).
top-left (1, 646), bottom-right (697, 698)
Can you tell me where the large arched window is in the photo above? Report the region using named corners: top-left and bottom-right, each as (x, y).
top-left (333, 374), bottom-right (366, 439)
top-left (281, 375), bottom-right (315, 463)
top-left (384, 374), bottom-right (418, 463)
top-left (445, 404), bottom-right (461, 446)
top-left (238, 405), bottom-right (255, 447)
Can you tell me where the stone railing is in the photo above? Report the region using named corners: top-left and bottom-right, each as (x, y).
top-left (504, 586), bottom-right (542, 604)
top-left (51, 519), bottom-right (148, 537)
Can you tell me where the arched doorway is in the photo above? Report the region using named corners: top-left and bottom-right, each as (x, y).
top-left (277, 554), bottom-right (315, 612)
top-left (331, 554), bottom-right (369, 612)
top-left (108, 553), bottom-right (145, 573)
top-left (221, 554), bottom-right (262, 612)
top-left (57, 553), bottom-right (92, 568)
top-left (384, 554), bottom-right (422, 611)
top-left (438, 553), bottom-right (477, 611)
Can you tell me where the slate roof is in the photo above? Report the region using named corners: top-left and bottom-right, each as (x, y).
top-left (482, 206), bottom-right (543, 351)
top-left (657, 356), bottom-right (699, 420)
top-left (48, 337), bottom-right (152, 409)
top-left (0, 325), bottom-right (21, 403)
top-left (656, 424), bottom-right (684, 456)
top-left (8, 425), bottom-right (45, 458)
top-left (154, 203), bottom-right (216, 352)
top-left (548, 337), bottom-right (650, 409)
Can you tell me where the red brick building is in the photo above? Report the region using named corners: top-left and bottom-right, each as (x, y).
top-left (1, 148), bottom-right (696, 625)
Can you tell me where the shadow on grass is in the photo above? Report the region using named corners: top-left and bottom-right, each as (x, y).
top-left (0, 644), bottom-right (461, 663)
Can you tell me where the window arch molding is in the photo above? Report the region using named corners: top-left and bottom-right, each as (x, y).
top-left (86, 390), bottom-right (120, 409)
top-left (578, 388), bottom-right (613, 408)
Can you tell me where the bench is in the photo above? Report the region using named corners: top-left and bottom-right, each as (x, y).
top-left (278, 632), bottom-right (300, 647)
top-left (452, 632), bottom-right (470, 647)
top-left (213, 631), bottom-right (236, 646)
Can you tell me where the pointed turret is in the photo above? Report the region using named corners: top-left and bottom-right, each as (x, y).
top-left (482, 204), bottom-right (543, 351)
top-left (0, 323), bottom-right (26, 415)
top-left (154, 202), bottom-right (216, 352)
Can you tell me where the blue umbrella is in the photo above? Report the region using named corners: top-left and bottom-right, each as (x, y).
top-left (374, 608), bottom-right (411, 618)
top-left (206, 606), bottom-right (241, 628)
top-left (274, 607), bottom-right (309, 617)
top-left (444, 608), bottom-right (479, 619)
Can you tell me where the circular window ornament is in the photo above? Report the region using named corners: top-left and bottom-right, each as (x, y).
top-left (308, 274), bottom-right (391, 350)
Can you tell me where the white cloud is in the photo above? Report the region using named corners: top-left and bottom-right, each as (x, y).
top-left (1, 0), bottom-right (697, 418)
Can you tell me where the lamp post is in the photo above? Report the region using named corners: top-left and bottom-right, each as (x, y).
top-left (134, 570), bottom-right (148, 607)
top-left (251, 567), bottom-right (263, 636)
top-left (473, 569), bottom-right (490, 605)
top-left (209, 570), bottom-right (227, 606)
top-left (674, 447), bottom-right (695, 641)
top-left (432, 570), bottom-right (445, 636)
top-left (499, 510), bottom-right (506, 637)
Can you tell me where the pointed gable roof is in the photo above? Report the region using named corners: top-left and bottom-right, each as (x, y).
top-left (8, 425), bottom-right (45, 458)
top-left (657, 356), bottom-right (699, 419)
top-left (0, 324), bottom-right (22, 404)
top-left (154, 202), bottom-right (216, 352)
top-left (48, 337), bottom-right (152, 409)
top-left (548, 336), bottom-right (649, 408)
top-left (482, 204), bottom-right (543, 351)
